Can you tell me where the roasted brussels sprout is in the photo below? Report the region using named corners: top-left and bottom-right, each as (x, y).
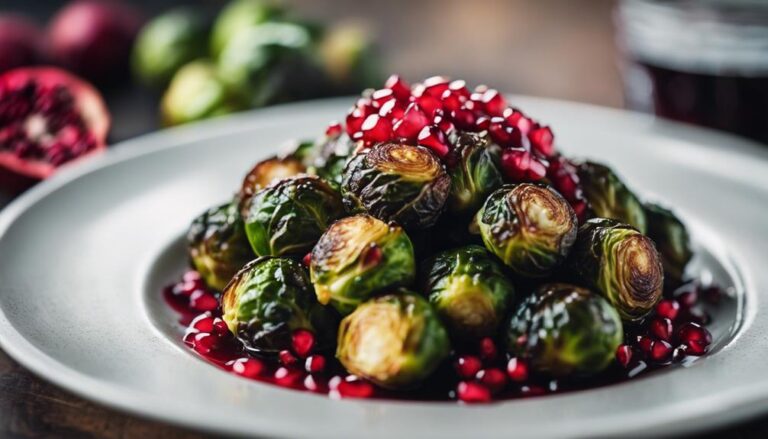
top-left (577, 161), bottom-right (647, 233)
top-left (341, 142), bottom-right (451, 229)
top-left (447, 133), bottom-right (504, 215)
top-left (311, 214), bottom-right (415, 315)
top-left (222, 257), bottom-right (338, 353)
top-left (644, 203), bottom-right (692, 283)
top-left (238, 155), bottom-right (306, 215)
top-left (187, 202), bottom-right (254, 291)
top-left (421, 245), bottom-right (514, 339)
top-left (132, 7), bottom-right (209, 87)
top-left (210, 0), bottom-right (284, 57)
top-left (474, 183), bottom-right (577, 277)
top-left (336, 292), bottom-right (450, 389)
top-left (301, 132), bottom-right (353, 190)
top-left (567, 218), bottom-right (663, 321)
top-left (317, 22), bottom-right (381, 91)
top-left (505, 283), bottom-right (623, 377)
top-left (244, 175), bottom-right (344, 257)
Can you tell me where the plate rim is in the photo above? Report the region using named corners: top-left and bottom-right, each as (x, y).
top-left (1, 96), bottom-right (768, 438)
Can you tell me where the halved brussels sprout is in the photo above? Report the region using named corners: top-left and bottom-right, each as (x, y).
top-left (474, 183), bottom-right (577, 277)
top-left (447, 133), bottom-right (504, 215)
top-left (336, 292), bottom-right (450, 389)
top-left (644, 203), bottom-right (692, 284)
top-left (302, 132), bottom-right (353, 190)
top-left (341, 142), bottom-right (451, 229)
top-left (222, 256), bottom-right (338, 353)
top-left (505, 283), bottom-right (623, 377)
top-left (311, 214), bottom-right (415, 315)
top-left (187, 202), bottom-right (254, 291)
top-left (421, 245), bottom-right (514, 339)
top-left (567, 218), bottom-right (663, 321)
top-left (244, 175), bottom-right (344, 257)
top-left (577, 161), bottom-right (647, 233)
top-left (238, 155), bottom-right (306, 215)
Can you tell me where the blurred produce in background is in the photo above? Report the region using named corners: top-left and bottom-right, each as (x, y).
top-left (0, 0), bottom-right (382, 195)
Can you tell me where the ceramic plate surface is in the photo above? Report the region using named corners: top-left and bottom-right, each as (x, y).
top-left (0, 97), bottom-right (766, 438)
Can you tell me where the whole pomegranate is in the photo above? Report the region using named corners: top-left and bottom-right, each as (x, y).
top-left (47, 0), bottom-right (143, 85)
top-left (0, 67), bottom-right (110, 194)
top-left (0, 14), bottom-right (46, 73)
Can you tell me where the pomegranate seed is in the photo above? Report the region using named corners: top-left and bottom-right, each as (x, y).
top-left (345, 99), bottom-right (375, 136)
top-left (457, 381), bottom-right (491, 403)
top-left (378, 98), bottom-right (404, 121)
top-left (656, 299), bottom-right (680, 321)
top-left (481, 89), bottom-right (507, 116)
top-left (650, 340), bottom-right (673, 362)
top-left (303, 374), bottom-right (328, 393)
top-left (476, 368), bottom-right (507, 393)
top-left (448, 80), bottom-right (470, 97)
top-left (190, 314), bottom-right (214, 333)
top-left (422, 76), bottom-right (450, 98)
top-left (415, 94), bottom-right (442, 118)
top-left (183, 271), bottom-right (202, 282)
top-left (274, 367), bottom-right (304, 388)
top-left (291, 329), bottom-right (316, 357)
top-left (504, 108), bottom-right (534, 134)
top-left (637, 335), bottom-right (655, 356)
top-left (362, 244), bottom-right (383, 267)
top-left (279, 350), bottom-right (298, 366)
top-left (455, 355), bottom-right (482, 378)
top-left (330, 376), bottom-right (375, 399)
top-left (488, 118), bottom-right (522, 148)
top-left (189, 290), bottom-right (218, 311)
top-left (451, 108), bottom-right (476, 130)
top-left (302, 252), bottom-right (312, 267)
top-left (192, 333), bottom-right (217, 355)
top-left (616, 344), bottom-right (633, 367)
top-left (501, 148), bottom-right (546, 181)
top-left (529, 126), bottom-right (555, 157)
top-left (384, 74), bottom-right (411, 100)
top-left (475, 116), bottom-right (491, 131)
top-left (417, 125), bottom-right (450, 157)
top-left (325, 122), bottom-right (342, 138)
top-left (371, 88), bottom-right (395, 108)
top-left (650, 318), bottom-right (674, 341)
top-left (674, 289), bottom-right (698, 308)
top-left (683, 306), bottom-right (711, 325)
top-left (305, 355), bottom-right (326, 374)
top-left (212, 318), bottom-right (229, 336)
top-left (360, 114), bottom-right (392, 143)
top-left (677, 322), bottom-right (712, 355)
top-left (172, 281), bottom-right (199, 297)
top-left (230, 358), bottom-right (264, 378)
top-left (506, 358), bottom-right (529, 382)
top-left (440, 89), bottom-right (465, 112)
top-left (393, 103), bottom-right (429, 141)
top-left (479, 337), bottom-right (498, 361)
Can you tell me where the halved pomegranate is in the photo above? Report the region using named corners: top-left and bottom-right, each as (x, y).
top-left (0, 67), bottom-right (109, 194)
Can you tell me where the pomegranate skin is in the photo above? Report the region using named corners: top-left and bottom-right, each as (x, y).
top-left (47, 0), bottom-right (143, 84)
top-left (0, 15), bottom-right (46, 73)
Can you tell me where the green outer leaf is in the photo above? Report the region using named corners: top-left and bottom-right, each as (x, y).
top-left (421, 245), bottom-right (514, 339)
top-left (311, 215), bottom-right (416, 315)
top-left (336, 291), bottom-right (450, 389)
top-left (578, 161), bottom-right (647, 234)
top-left (505, 283), bottom-right (623, 377)
top-left (210, 0), bottom-right (284, 58)
top-left (644, 202), bottom-right (692, 283)
top-left (566, 218), bottom-right (663, 321)
top-left (222, 257), bottom-right (338, 353)
top-left (447, 133), bottom-right (504, 215)
top-left (187, 201), bottom-right (254, 291)
top-left (244, 175), bottom-right (344, 257)
top-left (474, 183), bottom-right (577, 277)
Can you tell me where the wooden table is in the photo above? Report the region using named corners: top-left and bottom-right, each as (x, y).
top-left (1, 0), bottom-right (767, 436)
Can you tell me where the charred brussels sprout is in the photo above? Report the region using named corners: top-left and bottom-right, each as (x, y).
top-left (474, 183), bottom-right (577, 277)
top-left (311, 214), bottom-right (415, 315)
top-left (341, 142), bottom-right (451, 230)
top-left (336, 292), bottom-right (450, 389)
top-left (447, 133), bottom-right (504, 215)
top-left (239, 155), bottom-right (306, 215)
top-left (187, 202), bottom-right (254, 291)
top-left (244, 175), bottom-right (344, 257)
top-left (644, 203), bottom-right (692, 283)
top-left (302, 132), bottom-right (353, 190)
top-left (421, 245), bottom-right (514, 339)
top-left (505, 283), bottom-right (623, 377)
top-left (578, 161), bottom-right (647, 233)
top-left (222, 257), bottom-right (337, 353)
top-left (567, 218), bottom-right (663, 321)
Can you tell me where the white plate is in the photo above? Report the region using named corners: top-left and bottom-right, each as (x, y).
top-left (0, 97), bottom-right (766, 438)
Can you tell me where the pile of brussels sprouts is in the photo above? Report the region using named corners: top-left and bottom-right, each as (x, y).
top-left (185, 76), bottom-right (695, 395)
top-left (132, 0), bottom-right (380, 126)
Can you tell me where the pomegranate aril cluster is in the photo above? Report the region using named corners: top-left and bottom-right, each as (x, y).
top-left (0, 79), bottom-right (97, 165)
